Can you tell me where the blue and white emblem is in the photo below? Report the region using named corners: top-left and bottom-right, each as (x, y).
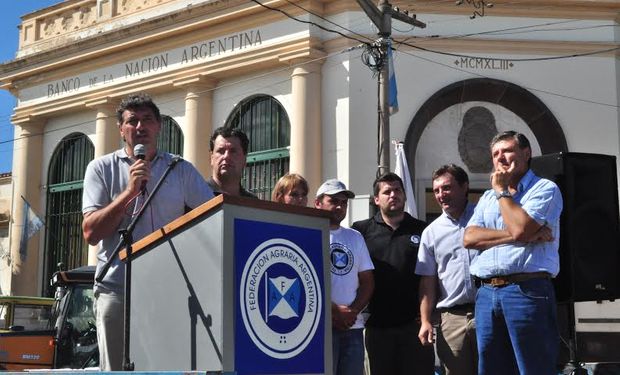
top-left (240, 238), bottom-right (322, 359)
top-left (330, 243), bottom-right (354, 276)
top-left (410, 235), bottom-right (421, 246)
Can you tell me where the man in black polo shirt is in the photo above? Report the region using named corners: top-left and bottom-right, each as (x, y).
top-left (352, 172), bottom-right (434, 375)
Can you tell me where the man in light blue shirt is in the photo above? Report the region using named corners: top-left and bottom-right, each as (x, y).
top-left (416, 164), bottom-right (478, 375)
top-left (464, 131), bottom-right (563, 375)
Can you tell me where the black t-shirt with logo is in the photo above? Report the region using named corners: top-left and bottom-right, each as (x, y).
top-left (352, 212), bottom-right (427, 328)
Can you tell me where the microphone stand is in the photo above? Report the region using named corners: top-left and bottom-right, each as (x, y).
top-left (94, 155), bottom-right (183, 371)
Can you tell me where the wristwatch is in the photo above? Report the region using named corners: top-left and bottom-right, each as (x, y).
top-left (495, 189), bottom-right (512, 200)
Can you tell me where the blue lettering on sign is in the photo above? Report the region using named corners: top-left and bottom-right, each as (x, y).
top-left (235, 219), bottom-right (325, 374)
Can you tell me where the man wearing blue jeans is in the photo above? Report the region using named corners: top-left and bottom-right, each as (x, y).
top-left (464, 131), bottom-right (563, 375)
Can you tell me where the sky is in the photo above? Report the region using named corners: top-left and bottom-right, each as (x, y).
top-left (0, 0), bottom-right (62, 173)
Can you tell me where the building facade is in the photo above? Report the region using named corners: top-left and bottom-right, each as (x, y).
top-left (0, 0), bottom-right (618, 299)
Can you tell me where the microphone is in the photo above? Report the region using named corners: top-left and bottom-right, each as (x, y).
top-left (133, 144), bottom-right (146, 160)
top-left (133, 144), bottom-right (147, 194)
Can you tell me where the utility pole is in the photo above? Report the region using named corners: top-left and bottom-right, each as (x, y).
top-left (356, 0), bottom-right (425, 175)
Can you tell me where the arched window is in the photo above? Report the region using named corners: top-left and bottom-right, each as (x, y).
top-left (225, 95), bottom-right (290, 199)
top-left (158, 115), bottom-right (183, 155)
top-left (43, 133), bottom-right (94, 293)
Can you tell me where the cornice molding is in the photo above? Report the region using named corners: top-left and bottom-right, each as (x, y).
top-left (3, 0), bottom-right (618, 83)
top-left (10, 35), bottom-right (325, 121)
top-left (2, 0), bottom-right (307, 81)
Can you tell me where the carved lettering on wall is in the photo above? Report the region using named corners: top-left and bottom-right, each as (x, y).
top-left (455, 57), bottom-right (514, 70)
top-left (24, 28), bottom-right (264, 101)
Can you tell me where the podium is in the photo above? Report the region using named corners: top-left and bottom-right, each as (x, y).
top-left (120, 195), bottom-right (332, 373)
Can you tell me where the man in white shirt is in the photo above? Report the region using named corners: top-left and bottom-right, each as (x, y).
top-left (315, 179), bottom-right (374, 375)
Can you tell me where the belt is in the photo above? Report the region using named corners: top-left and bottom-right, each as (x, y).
top-left (476, 271), bottom-right (550, 287)
top-left (438, 303), bottom-right (474, 313)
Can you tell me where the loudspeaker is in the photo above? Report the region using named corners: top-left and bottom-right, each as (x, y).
top-left (531, 152), bottom-right (620, 302)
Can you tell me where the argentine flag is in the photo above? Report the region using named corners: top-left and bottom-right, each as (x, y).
top-left (267, 275), bottom-right (301, 320)
top-left (19, 195), bottom-right (44, 261)
top-left (394, 142), bottom-right (418, 218)
top-left (388, 40), bottom-right (398, 115)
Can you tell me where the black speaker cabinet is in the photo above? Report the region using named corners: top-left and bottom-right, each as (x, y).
top-left (531, 152), bottom-right (620, 302)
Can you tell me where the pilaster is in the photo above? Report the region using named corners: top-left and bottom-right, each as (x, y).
top-left (9, 118), bottom-right (45, 295)
top-left (289, 61), bottom-right (324, 196)
top-left (173, 77), bottom-right (218, 179)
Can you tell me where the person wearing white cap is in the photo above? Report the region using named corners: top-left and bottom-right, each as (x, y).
top-left (314, 179), bottom-right (374, 375)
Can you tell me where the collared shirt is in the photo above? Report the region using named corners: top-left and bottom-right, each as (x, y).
top-left (416, 202), bottom-right (478, 308)
top-left (207, 177), bottom-right (258, 199)
top-left (352, 212), bottom-right (427, 328)
top-left (467, 169), bottom-right (563, 278)
top-left (83, 148), bottom-right (214, 294)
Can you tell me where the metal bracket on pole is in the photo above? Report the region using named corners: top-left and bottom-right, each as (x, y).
top-left (355, 0), bottom-right (425, 175)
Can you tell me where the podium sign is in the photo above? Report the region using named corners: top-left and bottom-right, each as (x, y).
top-left (123, 195), bottom-right (331, 373)
top-left (235, 219), bottom-right (324, 374)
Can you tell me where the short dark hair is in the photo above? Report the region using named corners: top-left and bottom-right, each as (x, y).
top-left (432, 164), bottom-right (469, 186)
top-left (490, 130), bottom-right (531, 151)
top-left (372, 172), bottom-right (405, 196)
top-left (116, 93), bottom-right (161, 124)
top-left (210, 126), bottom-right (250, 155)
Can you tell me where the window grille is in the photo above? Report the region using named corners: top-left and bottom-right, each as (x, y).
top-left (158, 115), bottom-right (183, 155)
top-left (43, 133), bottom-right (94, 294)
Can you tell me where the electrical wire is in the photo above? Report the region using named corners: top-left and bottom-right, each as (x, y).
top-left (396, 40), bottom-right (620, 62)
top-left (392, 45), bottom-right (619, 108)
top-left (249, 0), bottom-right (370, 46)
top-left (281, 0), bottom-right (375, 44)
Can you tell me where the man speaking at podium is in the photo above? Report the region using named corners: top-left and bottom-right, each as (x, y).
top-left (82, 93), bottom-right (214, 371)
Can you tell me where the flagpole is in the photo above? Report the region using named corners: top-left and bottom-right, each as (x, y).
top-left (265, 271), bottom-right (268, 323)
top-left (378, 37), bottom-right (390, 177)
top-left (355, 0), bottom-right (425, 177)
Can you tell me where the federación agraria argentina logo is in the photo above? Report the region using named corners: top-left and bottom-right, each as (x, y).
top-left (240, 238), bottom-right (322, 359)
top-left (330, 243), bottom-right (354, 276)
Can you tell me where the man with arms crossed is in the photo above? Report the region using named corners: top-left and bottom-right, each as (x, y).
top-left (352, 172), bottom-right (434, 375)
top-left (416, 164), bottom-right (478, 375)
top-left (82, 94), bottom-right (214, 370)
top-left (464, 131), bottom-right (562, 375)
top-left (315, 179), bottom-right (374, 375)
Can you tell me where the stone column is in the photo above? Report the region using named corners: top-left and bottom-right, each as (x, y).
top-left (87, 99), bottom-right (118, 158)
top-left (85, 100), bottom-right (118, 265)
top-left (290, 61), bottom-right (323, 196)
top-left (9, 118), bottom-right (45, 295)
top-left (174, 78), bottom-right (216, 179)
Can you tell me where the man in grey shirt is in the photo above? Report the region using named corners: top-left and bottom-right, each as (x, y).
top-left (416, 164), bottom-right (478, 375)
top-left (82, 93), bottom-right (214, 370)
